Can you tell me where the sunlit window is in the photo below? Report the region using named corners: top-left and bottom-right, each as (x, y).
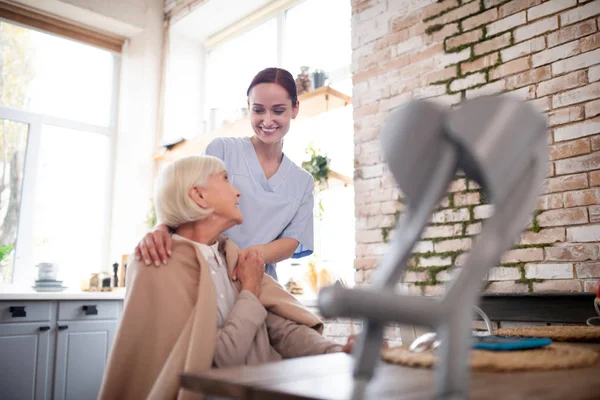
top-left (283, 0), bottom-right (352, 88)
top-left (204, 19), bottom-right (278, 131)
top-left (0, 21), bottom-right (117, 287)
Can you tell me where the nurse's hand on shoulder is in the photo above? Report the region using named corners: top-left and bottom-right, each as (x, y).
top-left (235, 249), bottom-right (264, 298)
top-left (135, 224), bottom-right (172, 267)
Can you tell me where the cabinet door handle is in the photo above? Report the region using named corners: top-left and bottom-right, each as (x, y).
top-left (39, 326), bottom-right (50, 332)
top-left (82, 305), bottom-right (98, 315)
top-left (58, 325), bottom-right (68, 331)
top-left (9, 306), bottom-right (26, 318)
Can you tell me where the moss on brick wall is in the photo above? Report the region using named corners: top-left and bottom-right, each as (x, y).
top-left (354, 0), bottom-right (600, 295)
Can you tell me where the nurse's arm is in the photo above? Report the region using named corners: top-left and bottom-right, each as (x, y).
top-left (244, 238), bottom-right (298, 265)
top-left (134, 224), bottom-right (172, 266)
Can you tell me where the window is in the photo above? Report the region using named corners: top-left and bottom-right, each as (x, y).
top-left (203, 0), bottom-right (352, 132)
top-left (283, 0), bottom-right (352, 90)
top-left (0, 21), bottom-right (118, 287)
top-left (204, 19), bottom-right (278, 131)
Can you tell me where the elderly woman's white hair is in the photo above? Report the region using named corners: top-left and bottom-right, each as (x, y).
top-left (154, 155), bottom-right (226, 228)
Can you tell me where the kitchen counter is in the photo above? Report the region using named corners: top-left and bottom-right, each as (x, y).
top-left (0, 285), bottom-right (126, 300)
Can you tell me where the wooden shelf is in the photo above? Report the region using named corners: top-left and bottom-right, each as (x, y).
top-left (153, 86), bottom-right (351, 162)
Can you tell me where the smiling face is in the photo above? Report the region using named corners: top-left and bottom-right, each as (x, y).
top-left (248, 82), bottom-right (299, 145)
top-left (190, 170), bottom-right (243, 225)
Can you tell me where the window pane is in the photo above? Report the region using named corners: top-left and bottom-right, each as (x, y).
top-left (0, 21), bottom-right (115, 127)
top-left (284, 0), bottom-right (351, 87)
top-left (0, 118), bottom-right (29, 284)
top-left (32, 125), bottom-right (110, 288)
top-left (205, 19), bottom-right (278, 130)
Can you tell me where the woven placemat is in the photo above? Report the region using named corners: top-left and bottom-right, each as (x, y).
top-left (382, 343), bottom-right (599, 372)
top-left (494, 326), bottom-right (600, 342)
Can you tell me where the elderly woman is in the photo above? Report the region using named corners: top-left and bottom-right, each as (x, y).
top-left (98, 155), bottom-right (351, 400)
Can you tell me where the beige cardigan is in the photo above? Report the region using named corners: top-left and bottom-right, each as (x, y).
top-left (98, 236), bottom-right (340, 400)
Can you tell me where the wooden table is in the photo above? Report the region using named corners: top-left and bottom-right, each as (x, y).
top-left (181, 344), bottom-right (600, 400)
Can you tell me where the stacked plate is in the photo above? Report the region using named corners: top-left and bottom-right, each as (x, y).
top-left (33, 279), bottom-right (67, 292)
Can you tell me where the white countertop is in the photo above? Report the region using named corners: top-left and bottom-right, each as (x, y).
top-left (0, 285), bottom-right (126, 300)
top-left (0, 285), bottom-right (316, 304)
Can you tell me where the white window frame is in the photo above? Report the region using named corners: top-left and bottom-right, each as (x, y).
top-left (203, 0), bottom-right (352, 124)
top-left (0, 38), bottom-right (120, 286)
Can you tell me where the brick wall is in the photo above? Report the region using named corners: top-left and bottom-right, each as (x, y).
top-left (352, 0), bottom-right (600, 296)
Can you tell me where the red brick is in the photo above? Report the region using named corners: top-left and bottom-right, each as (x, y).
top-left (583, 279), bottom-right (600, 293)
top-left (434, 238), bottom-right (472, 253)
top-left (484, 0), bottom-right (505, 7)
top-left (410, 43), bottom-right (444, 64)
top-left (427, 1), bottom-right (481, 25)
top-left (374, 29), bottom-right (410, 51)
top-left (537, 193), bottom-right (564, 209)
top-left (506, 66), bottom-right (551, 89)
top-left (501, 37), bottom-right (546, 61)
top-left (587, 204), bottom-right (600, 222)
top-left (543, 173), bottom-right (589, 193)
top-left (358, 48), bottom-right (391, 70)
top-left (484, 281), bottom-right (529, 293)
top-left (554, 117), bottom-right (600, 142)
top-left (576, 262), bottom-right (600, 278)
top-left (591, 170), bottom-right (600, 187)
top-left (489, 57), bottom-right (530, 80)
top-left (354, 103), bottom-right (380, 118)
top-left (549, 137), bottom-right (591, 160)
top-left (391, 14), bottom-right (421, 33)
top-left (552, 48), bottom-right (600, 76)
top-left (474, 32), bottom-right (512, 56)
top-left (502, 248), bottom-right (544, 263)
top-left (586, 99), bottom-right (600, 119)
top-left (450, 72), bottom-right (487, 91)
top-left (514, 16), bottom-right (559, 43)
top-left (449, 179), bottom-right (467, 192)
top-left (547, 106), bottom-right (585, 127)
top-left (422, 224), bottom-right (463, 239)
top-left (546, 18), bottom-right (597, 48)
top-left (591, 134), bottom-right (600, 151)
top-left (421, 0), bottom-right (461, 20)
top-left (499, 0), bottom-right (543, 18)
top-left (454, 192), bottom-right (481, 206)
top-left (353, 67), bottom-right (381, 85)
top-left (548, 162), bottom-right (556, 178)
top-left (567, 224), bottom-right (600, 242)
top-left (488, 267), bottom-right (522, 281)
top-left (580, 32), bottom-right (600, 52)
top-left (462, 8), bottom-right (498, 31)
top-left (537, 207), bottom-right (588, 227)
top-left (520, 228), bottom-right (566, 245)
top-left (545, 244), bottom-right (599, 261)
top-left (532, 40), bottom-right (580, 67)
top-left (425, 66), bottom-right (458, 84)
top-left (563, 188), bottom-right (600, 207)
top-left (560, 1), bottom-right (600, 26)
top-left (446, 29), bottom-right (483, 51)
top-left (354, 257), bottom-right (379, 270)
top-left (427, 24), bottom-right (460, 44)
top-left (526, 263), bottom-right (575, 279)
top-left (487, 12), bottom-right (527, 36)
top-left (530, 0), bottom-right (579, 21)
top-left (532, 279), bottom-right (582, 292)
top-left (537, 70), bottom-right (588, 97)
top-left (530, 96), bottom-right (551, 112)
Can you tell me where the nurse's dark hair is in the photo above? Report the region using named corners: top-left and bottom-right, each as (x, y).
top-left (247, 67), bottom-right (298, 107)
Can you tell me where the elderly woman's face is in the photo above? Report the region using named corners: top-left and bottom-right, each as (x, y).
top-left (197, 170), bottom-right (242, 224)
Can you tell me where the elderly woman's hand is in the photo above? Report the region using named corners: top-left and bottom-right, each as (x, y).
top-left (341, 335), bottom-right (389, 354)
top-left (235, 249), bottom-right (265, 298)
top-left (134, 224), bottom-right (172, 266)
